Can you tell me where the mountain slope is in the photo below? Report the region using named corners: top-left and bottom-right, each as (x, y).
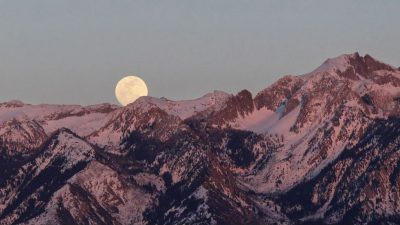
top-left (211, 53), bottom-right (400, 193)
top-left (0, 102), bottom-right (118, 137)
top-left (280, 117), bottom-right (400, 224)
top-left (0, 52), bottom-right (399, 225)
top-left (0, 129), bottom-right (94, 225)
top-left (0, 117), bottom-right (47, 157)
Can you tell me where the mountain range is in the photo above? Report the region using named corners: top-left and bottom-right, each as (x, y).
top-left (0, 52), bottom-right (399, 225)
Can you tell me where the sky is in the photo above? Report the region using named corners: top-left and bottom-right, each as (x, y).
top-left (0, 0), bottom-right (399, 105)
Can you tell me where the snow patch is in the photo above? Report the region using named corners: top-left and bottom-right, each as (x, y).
top-left (133, 91), bottom-right (231, 120)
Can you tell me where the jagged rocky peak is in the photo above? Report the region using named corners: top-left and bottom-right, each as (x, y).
top-left (0, 100), bottom-right (25, 108)
top-left (0, 101), bottom-right (119, 137)
top-left (0, 128), bottom-right (95, 225)
top-left (157, 53), bottom-right (400, 136)
top-left (128, 90), bottom-right (232, 120)
top-left (349, 52), bottom-right (397, 73)
top-left (40, 127), bottom-right (95, 159)
top-left (45, 127), bottom-right (95, 161)
top-left (0, 52), bottom-right (399, 225)
top-left (281, 117), bottom-right (400, 224)
top-left (219, 53), bottom-right (399, 195)
top-left (308, 52), bottom-right (400, 84)
top-left (253, 53), bottom-right (400, 118)
top-left (0, 116), bottom-right (47, 156)
top-left (88, 98), bottom-right (185, 150)
top-left (254, 75), bottom-right (304, 111)
top-left (210, 89), bottom-right (255, 126)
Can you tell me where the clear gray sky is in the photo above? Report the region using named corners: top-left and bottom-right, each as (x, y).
top-left (1, 1), bottom-right (399, 105)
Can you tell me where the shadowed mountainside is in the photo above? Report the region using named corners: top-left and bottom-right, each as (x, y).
top-left (0, 53), bottom-right (399, 225)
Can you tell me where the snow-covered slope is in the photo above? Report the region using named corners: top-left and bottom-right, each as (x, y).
top-left (88, 90), bottom-right (230, 152)
top-left (133, 90), bottom-right (231, 120)
top-left (0, 102), bottom-right (118, 137)
top-left (281, 117), bottom-right (400, 224)
top-left (25, 161), bottom-right (154, 225)
top-left (0, 52), bottom-right (399, 225)
top-left (0, 129), bottom-right (95, 225)
top-left (214, 53), bottom-right (400, 192)
top-left (0, 117), bottom-right (47, 156)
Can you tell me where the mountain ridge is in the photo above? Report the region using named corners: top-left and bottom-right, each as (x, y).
top-left (0, 52), bottom-right (399, 225)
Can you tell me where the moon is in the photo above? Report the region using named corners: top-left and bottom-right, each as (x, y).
top-left (115, 76), bottom-right (148, 106)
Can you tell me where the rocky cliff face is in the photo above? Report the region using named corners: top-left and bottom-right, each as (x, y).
top-left (0, 118), bottom-right (47, 157)
top-left (0, 53), bottom-right (399, 225)
top-left (281, 117), bottom-right (400, 224)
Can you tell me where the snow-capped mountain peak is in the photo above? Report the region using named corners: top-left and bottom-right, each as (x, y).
top-left (211, 53), bottom-right (400, 194)
top-left (306, 52), bottom-right (400, 82)
top-left (129, 90), bottom-right (232, 120)
top-left (310, 52), bottom-right (358, 75)
top-left (0, 53), bottom-right (399, 225)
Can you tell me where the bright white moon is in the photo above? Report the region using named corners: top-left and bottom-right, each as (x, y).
top-left (115, 76), bottom-right (148, 106)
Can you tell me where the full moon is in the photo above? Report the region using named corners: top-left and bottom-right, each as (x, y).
top-left (115, 76), bottom-right (148, 106)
